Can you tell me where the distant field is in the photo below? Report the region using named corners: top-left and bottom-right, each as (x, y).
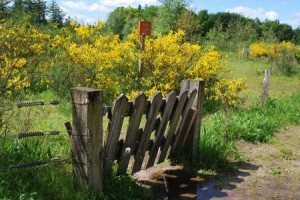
top-left (225, 54), bottom-right (300, 106)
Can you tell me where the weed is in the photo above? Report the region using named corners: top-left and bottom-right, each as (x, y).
top-left (279, 148), bottom-right (294, 160)
top-left (270, 166), bottom-right (282, 176)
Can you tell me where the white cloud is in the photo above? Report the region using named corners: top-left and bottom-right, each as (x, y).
top-left (101, 0), bottom-right (159, 7)
top-left (62, 0), bottom-right (159, 12)
top-left (60, 4), bottom-right (98, 24)
top-left (285, 12), bottom-right (300, 29)
top-left (62, 1), bottom-right (90, 10)
top-left (62, 1), bottom-right (110, 12)
top-left (225, 6), bottom-right (279, 21)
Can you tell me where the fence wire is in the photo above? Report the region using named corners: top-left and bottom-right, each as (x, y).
top-left (0, 157), bottom-right (71, 171)
top-left (2, 100), bottom-right (60, 108)
top-left (0, 130), bottom-right (67, 140)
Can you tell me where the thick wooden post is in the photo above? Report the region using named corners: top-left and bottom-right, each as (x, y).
top-left (70, 87), bottom-right (103, 192)
top-left (260, 69), bottom-right (271, 107)
top-left (180, 79), bottom-right (205, 162)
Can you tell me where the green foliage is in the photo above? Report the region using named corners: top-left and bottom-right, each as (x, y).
top-left (176, 9), bottom-right (201, 42)
top-left (273, 48), bottom-right (295, 75)
top-left (48, 0), bottom-right (64, 27)
top-left (198, 124), bottom-right (237, 169)
top-left (198, 93), bottom-right (300, 171)
top-left (202, 94), bottom-right (300, 144)
top-left (0, 91), bottom-right (153, 200)
top-left (295, 48), bottom-right (300, 63)
top-left (103, 170), bottom-right (152, 199)
top-left (205, 17), bottom-right (258, 52)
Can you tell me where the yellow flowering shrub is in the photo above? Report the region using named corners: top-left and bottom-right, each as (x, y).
top-left (46, 26), bottom-right (245, 107)
top-left (214, 78), bottom-right (247, 108)
top-left (250, 41), bottom-right (296, 59)
top-left (0, 20), bottom-right (50, 95)
top-left (1, 20), bottom-right (245, 108)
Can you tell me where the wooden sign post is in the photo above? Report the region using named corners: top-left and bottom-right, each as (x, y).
top-left (138, 20), bottom-right (151, 80)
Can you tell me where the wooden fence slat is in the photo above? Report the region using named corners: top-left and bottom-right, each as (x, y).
top-left (158, 90), bottom-right (189, 163)
top-left (70, 87), bottom-right (103, 192)
top-left (180, 80), bottom-right (205, 162)
top-left (146, 91), bottom-right (177, 168)
top-left (117, 93), bottom-right (147, 174)
top-left (104, 94), bottom-right (128, 173)
top-left (132, 92), bottom-right (163, 174)
top-left (170, 89), bottom-right (197, 157)
top-left (172, 108), bottom-right (197, 153)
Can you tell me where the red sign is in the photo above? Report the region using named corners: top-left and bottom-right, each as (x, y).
top-left (138, 20), bottom-right (151, 36)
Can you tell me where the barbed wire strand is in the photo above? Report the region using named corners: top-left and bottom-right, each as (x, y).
top-left (0, 130), bottom-right (66, 140)
top-left (0, 157), bottom-right (71, 172)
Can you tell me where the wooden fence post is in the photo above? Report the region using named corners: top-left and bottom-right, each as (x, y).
top-left (70, 87), bottom-right (103, 192)
top-left (260, 69), bottom-right (271, 107)
top-left (180, 79), bottom-right (205, 162)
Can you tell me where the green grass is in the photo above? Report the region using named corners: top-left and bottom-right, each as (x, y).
top-left (1, 56), bottom-right (300, 198)
top-left (0, 91), bottom-right (153, 200)
top-left (225, 54), bottom-right (300, 106)
top-left (197, 55), bottom-right (300, 170)
top-left (198, 93), bottom-right (300, 170)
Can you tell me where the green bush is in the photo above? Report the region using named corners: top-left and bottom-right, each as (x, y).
top-left (295, 49), bottom-right (300, 63)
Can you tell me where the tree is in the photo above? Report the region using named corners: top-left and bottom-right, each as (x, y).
top-left (197, 10), bottom-right (214, 37)
top-left (273, 23), bottom-right (294, 42)
top-left (106, 6), bottom-right (142, 37)
top-left (141, 5), bottom-right (158, 21)
top-left (176, 9), bottom-right (200, 41)
top-left (293, 27), bottom-right (300, 44)
top-left (32, 0), bottom-right (47, 24)
top-left (0, 0), bottom-right (11, 19)
top-left (48, 0), bottom-right (64, 27)
top-left (154, 0), bottom-right (187, 34)
top-left (106, 7), bottom-right (126, 36)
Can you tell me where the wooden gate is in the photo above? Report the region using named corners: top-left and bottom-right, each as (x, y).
top-left (68, 79), bottom-right (205, 192)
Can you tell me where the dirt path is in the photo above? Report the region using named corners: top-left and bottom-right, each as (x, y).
top-left (219, 125), bottom-right (300, 200)
top-left (134, 125), bottom-right (300, 199)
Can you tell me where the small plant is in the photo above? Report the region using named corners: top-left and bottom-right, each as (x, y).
top-left (273, 48), bottom-right (295, 75)
top-left (279, 148), bottom-right (294, 160)
top-left (270, 166), bottom-right (281, 176)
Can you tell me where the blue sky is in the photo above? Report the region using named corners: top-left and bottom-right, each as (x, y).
top-left (54, 0), bottom-right (300, 29)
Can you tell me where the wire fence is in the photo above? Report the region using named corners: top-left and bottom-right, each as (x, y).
top-left (0, 157), bottom-right (72, 172)
top-left (1, 130), bottom-right (65, 140)
top-left (0, 99), bottom-right (70, 172)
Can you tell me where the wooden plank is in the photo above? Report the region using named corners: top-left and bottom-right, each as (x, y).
top-left (132, 92), bottom-right (163, 174)
top-left (146, 91), bottom-right (177, 168)
top-left (172, 108), bottom-right (197, 153)
top-left (180, 80), bottom-right (205, 162)
top-left (158, 91), bottom-right (189, 163)
top-left (104, 94), bottom-right (128, 173)
top-left (117, 93), bottom-right (147, 174)
top-left (70, 87), bottom-right (103, 192)
top-left (170, 89), bottom-right (197, 157)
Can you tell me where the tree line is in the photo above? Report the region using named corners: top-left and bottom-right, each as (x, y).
top-left (0, 0), bottom-right (65, 26)
top-left (105, 0), bottom-right (300, 51)
top-left (1, 0), bottom-right (300, 51)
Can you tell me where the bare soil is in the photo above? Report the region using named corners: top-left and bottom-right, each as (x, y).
top-left (134, 125), bottom-right (300, 199)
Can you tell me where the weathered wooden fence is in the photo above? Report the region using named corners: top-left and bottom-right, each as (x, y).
top-left (68, 79), bottom-right (205, 192)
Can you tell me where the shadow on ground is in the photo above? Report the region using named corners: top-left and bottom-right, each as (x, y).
top-left (135, 162), bottom-right (259, 199)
